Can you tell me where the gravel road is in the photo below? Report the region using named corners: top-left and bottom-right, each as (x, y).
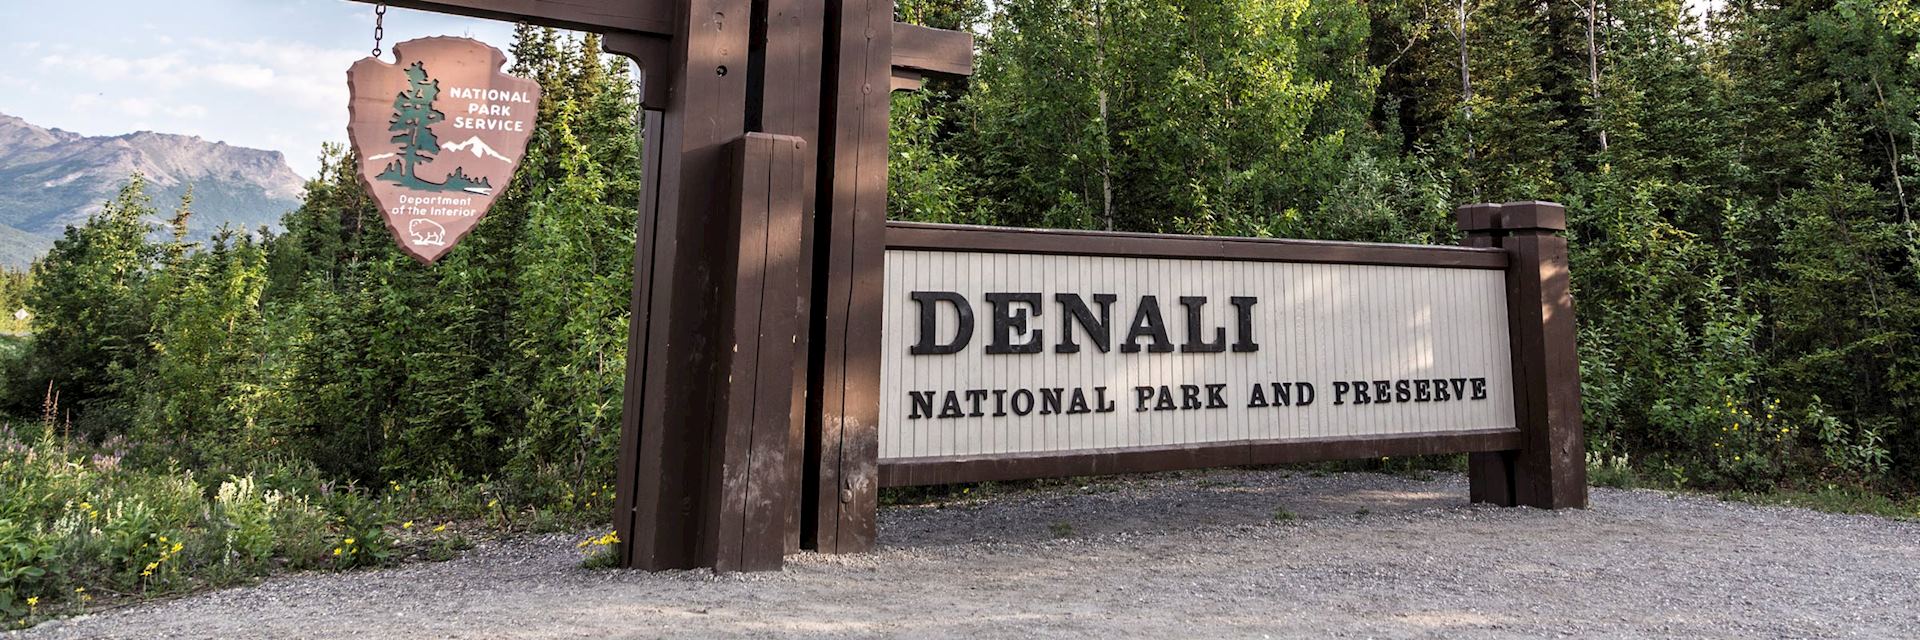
top-left (19, 469), bottom-right (1920, 639)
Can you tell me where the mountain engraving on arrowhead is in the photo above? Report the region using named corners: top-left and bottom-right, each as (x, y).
top-left (347, 37), bottom-right (540, 264)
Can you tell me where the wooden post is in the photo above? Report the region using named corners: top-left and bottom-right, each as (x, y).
top-left (1456, 201), bottom-right (1587, 509)
top-left (805, 0), bottom-right (893, 554)
top-left (612, 0), bottom-right (760, 571)
top-left (706, 133), bottom-right (809, 571)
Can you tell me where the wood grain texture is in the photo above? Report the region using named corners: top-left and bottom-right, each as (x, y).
top-left (807, 0), bottom-right (891, 555)
top-left (1457, 201), bottom-right (1586, 510)
top-left (885, 222), bottom-right (1509, 269)
top-left (891, 22), bottom-right (974, 77)
top-left (880, 429), bottom-right (1525, 486)
top-left (365, 0), bottom-right (676, 37)
top-left (757, 0), bottom-right (828, 557)
top-left (613, 109), bottom-right (666, 567)
top-left (617, 0), bottom-right (753, 571)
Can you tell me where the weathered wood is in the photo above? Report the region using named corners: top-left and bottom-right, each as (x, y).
top-left (601, 34), bottom-right (672, 107)
top-left (618, 0), bottom-right (753, 571)
top-left (881, 429), bottom-right (1525, 487)
top-left (754, 0), bottom-right (827, 556)
top-left (807, 0), bottom-right (892, 555)
top-left (613, 109), bottom-right (666, 566)
top-left (1456, 201), bottom-right (1585, 510)
top-left (887, 221), bottom-right (1510, 270)
top-left (891, 22), bottom-right (974, 77)
top-left (372, 0), bottom-right (676, 37)
top-left (705, 133), bottom-right (807, 571)
top-left (1501, 202), bottom-right (1587, 509)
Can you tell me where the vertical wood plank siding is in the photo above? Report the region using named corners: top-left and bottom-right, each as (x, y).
top-left (876, 223), bottom-right (1519, 486)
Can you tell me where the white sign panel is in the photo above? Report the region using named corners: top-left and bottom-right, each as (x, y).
top-left (879, 250), bottom-right (1517, 460)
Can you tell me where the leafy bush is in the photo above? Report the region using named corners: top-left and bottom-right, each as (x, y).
top-left (0, 426), bottom-right (471, 629)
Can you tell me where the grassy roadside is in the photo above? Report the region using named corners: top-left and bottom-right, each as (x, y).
top-left (0, 425), bottom-right (614, 630)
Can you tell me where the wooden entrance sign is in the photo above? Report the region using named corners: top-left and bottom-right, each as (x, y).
top-left (348, 37), bottom-right (540, 263)
top-left (347, 1), bottom-right (1583, 573)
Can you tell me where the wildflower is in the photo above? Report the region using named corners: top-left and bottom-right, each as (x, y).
top-left (141, 569), bottom-right (152, 577)
top-left (403, 521), bottom-right (414, 530)
top-left (25, 597), bottom-right (37, 608)
top-left (73, 587), bottom-right (84, 593)
top-left (432, 524), bottom-right (447, 533)
top-left (171, 542), bottom-right (182, 553)
top-left (144, 561), bottom-right (158, 571)
top-left (344, 537), bottom-right (355, 545)
top-left (487, 499), bottom-right (499, 509)
top-left (332, 548), bottom-right (342, 556)
top-left (158, 535), bottom-right (168, 543)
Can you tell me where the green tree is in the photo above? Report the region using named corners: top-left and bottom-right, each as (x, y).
top-left (379, 62), bottom-right (448, 190)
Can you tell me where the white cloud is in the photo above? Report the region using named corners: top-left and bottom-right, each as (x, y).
top-left (203, 63), bottom-right (279, 91)
top-left (38, 52), bottom-right (186, 88)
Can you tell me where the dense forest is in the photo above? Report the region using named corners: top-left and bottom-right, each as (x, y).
top-left (12, 0), bottom-right (1920, 514)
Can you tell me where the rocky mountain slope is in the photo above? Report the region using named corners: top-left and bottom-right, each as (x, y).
top-left (0, 113), bottom-right (306, 267)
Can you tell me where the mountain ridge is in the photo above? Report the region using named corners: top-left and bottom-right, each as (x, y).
top-left (0, 112), bottom-right (307, 267)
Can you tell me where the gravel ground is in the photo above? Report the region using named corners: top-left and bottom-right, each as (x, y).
top-left (18, 469), bottom-right (1920, 639)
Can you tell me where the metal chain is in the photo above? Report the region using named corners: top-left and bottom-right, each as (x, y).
top-left (371, 3), bottom-right (388, 58)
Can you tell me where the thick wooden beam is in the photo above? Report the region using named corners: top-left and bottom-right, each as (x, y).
top-left (891, 22), bottom-right (973, 78)
top-left (756, 0), bottom-right (828, 556)
top-left (363, 0), bottom-right (676, 38)
top-left (806, 0), bottom-right (892, 555)
top-left (356, 0), bottom-right (970, 81)
top-left (613, 0), bottom-right (755, 571)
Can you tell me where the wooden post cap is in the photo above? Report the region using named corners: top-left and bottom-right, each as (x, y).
top-left (1455, 203), bottom-right (1504, 234)
top-left (1498, 201), bottom-right (1566, 232)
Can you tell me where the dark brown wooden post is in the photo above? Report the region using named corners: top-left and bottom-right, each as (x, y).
top-left (756, 0), bottom-right (828, 557)
top-left (805, 0), bottom-right (893, 554)
top-left (705, 133), bottom-right (809, 571)
top-left (1457, 201), bottom-right (1587, 509)
top-left (612, 0), bottom-right (759, 571)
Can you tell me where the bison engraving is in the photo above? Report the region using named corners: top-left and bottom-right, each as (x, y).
top-left (408, 218), bottom-right (448, 246)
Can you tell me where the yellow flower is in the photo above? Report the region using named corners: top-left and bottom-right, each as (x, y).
top-left (332, 548), bottom-right (342, 556)
top-left (73, 587), bottom-right (85, 593)
top-left (344, 537), bottom-right (355, 545)
top-left (144, 562), bottom-right (158, 571)
top-left (487, 499), bottom-right (499, 508)
top-left (158, 535), bottom-right (168, 543)
top-left (402, 521), bottom-right (414, 530)
top-left (171, 542), bottom-right (183, 553)
top-left (432, 524), bottom-right (447, 533)
top-left (25, 597), bottom-right (37, 608)
top-left (141, 569), bottom-right (152, 577)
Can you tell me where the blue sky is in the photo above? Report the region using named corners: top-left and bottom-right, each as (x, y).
top-left (0, 0), bottom-right (523, 178)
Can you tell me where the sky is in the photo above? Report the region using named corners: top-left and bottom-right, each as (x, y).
top-left (0, 0), bottom-right (521, 178)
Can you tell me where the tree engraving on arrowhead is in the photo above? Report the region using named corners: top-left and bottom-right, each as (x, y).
top-left (348, 37), bottom-right (540, 264)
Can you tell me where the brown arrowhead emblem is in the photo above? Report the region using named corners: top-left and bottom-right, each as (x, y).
top-left (348, 37), bottom-right (540, 264)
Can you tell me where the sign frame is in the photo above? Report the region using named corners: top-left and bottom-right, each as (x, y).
top-left (871, 221), bottom-right (1529, 487)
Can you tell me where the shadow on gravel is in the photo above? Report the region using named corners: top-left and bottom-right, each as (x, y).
top-left (878, 469), bottom-right (1474, 549)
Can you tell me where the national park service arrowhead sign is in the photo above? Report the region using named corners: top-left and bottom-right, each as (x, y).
top-left (348, 37), bottom-right (540, 263)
